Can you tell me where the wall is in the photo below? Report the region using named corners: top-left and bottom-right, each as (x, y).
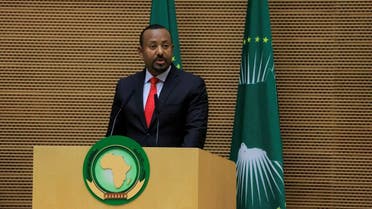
top-left (1, 0), bottom-right (371, 208)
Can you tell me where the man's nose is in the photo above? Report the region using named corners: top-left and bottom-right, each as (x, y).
top-left (156, 46), bottom-right (164, 55)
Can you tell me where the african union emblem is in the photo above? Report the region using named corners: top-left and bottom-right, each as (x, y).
top-left (83, 136), bottom-right (150, 205)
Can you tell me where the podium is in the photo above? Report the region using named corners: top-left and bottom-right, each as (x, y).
top-left (33, 146), bottom-right (236, 209)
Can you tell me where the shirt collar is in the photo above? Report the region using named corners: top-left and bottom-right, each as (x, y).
top-left (145, 66), bottom-right (171, 83)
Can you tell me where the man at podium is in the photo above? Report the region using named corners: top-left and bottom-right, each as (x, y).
top-left (106, 24), bottom-right (209, 148)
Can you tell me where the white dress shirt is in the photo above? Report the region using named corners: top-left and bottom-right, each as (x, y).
top-left (143, 66), bottom-right (171, 109)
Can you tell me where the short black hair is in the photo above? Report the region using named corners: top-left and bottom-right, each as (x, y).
top-left (139, 24), bottom-right (172, 47)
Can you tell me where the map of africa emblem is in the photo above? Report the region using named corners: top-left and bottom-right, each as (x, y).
top-left (83, 136), bottom-right (150, 205)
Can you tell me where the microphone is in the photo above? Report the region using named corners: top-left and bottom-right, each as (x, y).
top-left (109, 90), bottom-right (135, 136)
top-left (154, 94), bottom-right (160, 145)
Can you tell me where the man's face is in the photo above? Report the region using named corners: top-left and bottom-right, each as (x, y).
top-left (139, 28), bottom-right (174, 76)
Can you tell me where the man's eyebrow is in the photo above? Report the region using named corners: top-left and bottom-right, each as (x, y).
top-left (146, 40), bottom-right (170, 43)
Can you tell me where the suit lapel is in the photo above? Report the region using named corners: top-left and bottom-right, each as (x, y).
top-left (150, 66), bottom-right (180, 128)
top-left (158, 66), bottom-right (180, 105)
top-left (133, 70), bottom-right (147, 129)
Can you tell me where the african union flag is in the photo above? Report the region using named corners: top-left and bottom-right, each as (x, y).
top-left (229, 0), bottom-right (287, 208)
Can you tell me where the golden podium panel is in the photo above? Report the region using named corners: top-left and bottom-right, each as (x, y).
top-left (33, 146), bottom-right (236, 209)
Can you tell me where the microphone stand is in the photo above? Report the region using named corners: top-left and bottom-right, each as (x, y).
top-left (154, 94), bottom-right (160, 145)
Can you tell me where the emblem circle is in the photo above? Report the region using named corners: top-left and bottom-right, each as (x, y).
top-left (83, 136), bottom-right (150, 205)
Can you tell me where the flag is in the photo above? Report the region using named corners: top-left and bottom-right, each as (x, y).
top-left (150, 0), bottom-right (182, 70)
top-left (229, 0), bottom-right (286, 208)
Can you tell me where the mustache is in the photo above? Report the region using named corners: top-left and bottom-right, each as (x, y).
top-left (154, 57), bottom-right (166, 63)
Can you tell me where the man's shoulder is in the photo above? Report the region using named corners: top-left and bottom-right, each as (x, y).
top-left (173, 68), bottom-right (205, 83)
top-left (118, 71), bottom-right (144, 84)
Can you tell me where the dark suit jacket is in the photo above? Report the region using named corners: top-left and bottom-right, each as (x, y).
top-left (106, 64), bottom-right (208, 148)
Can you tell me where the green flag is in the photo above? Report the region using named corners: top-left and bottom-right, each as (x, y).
top-left (150, 0), bottom-right (182, 70)
top-left (229, 0), bottom-right (286, 208)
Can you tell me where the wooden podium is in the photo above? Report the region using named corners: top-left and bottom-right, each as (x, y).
top-left (33, 146), bottom-right (236, 209)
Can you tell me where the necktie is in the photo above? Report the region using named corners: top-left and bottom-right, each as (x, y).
top-left (144, 77), bottom-right (159, 128)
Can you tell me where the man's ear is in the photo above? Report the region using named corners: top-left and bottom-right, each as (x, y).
top-left (138, 47), bottom-right (144, 59)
